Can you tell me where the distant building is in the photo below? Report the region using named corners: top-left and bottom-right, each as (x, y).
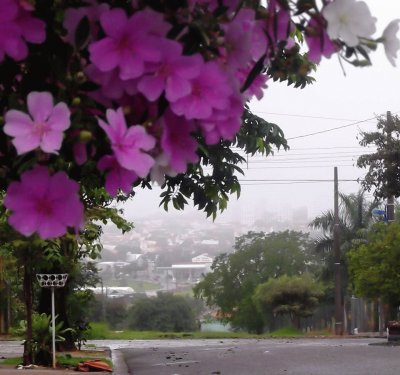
top-left (156, 254), bottom-right (214, 288)
top-left (87, 286), bottom-right (135, 299)
top-left (192, 253), bottom-right (213, 263)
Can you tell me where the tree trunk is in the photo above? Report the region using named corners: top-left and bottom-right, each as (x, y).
top-left (23, 263), bottom-right (33, 365)
top-left (57, 286), bottom-right (76, 351)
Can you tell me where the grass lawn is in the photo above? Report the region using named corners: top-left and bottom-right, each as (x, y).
top-left (87, 322), bottom-right (333, 340)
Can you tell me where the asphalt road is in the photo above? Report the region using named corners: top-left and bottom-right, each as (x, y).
top-left (118, 338), bottom-right (400, 375)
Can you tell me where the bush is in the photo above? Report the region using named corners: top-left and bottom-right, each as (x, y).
top-left (126, 292), bottom-right (198, 332)
top-left (13, 313), bottom-right (73, 366)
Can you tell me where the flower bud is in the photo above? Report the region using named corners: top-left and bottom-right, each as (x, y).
top-left (79, 130), bottom-right (92, 143)
top-left (75, 72), bottom-right (86, 83)
top-left (72, 97), bottom-right (81, 106)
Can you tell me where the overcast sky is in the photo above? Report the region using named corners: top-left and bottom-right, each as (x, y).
top-left (122, 1), bottom-right (400, 225)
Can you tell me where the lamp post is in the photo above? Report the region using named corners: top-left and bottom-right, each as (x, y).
top-left (36, 274), bottom-right (68, 369)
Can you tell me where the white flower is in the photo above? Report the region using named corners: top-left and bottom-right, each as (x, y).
top-left (382, 19), bottom-right (400, 66)
top-left (150, 153), bottom-right (177, 186)
top-left (322, 0), bottom-right (377, 47)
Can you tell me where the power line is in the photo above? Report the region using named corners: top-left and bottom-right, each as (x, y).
top-left (251, 111), bottom-right (373, 122)
top-left (231, 145), bottom-right (377, 152)
top-left (245, 164), bottom-right (355, 169)
top-left (240, 180), bottom-right (361, 185)
top-left (287, 117), bottom-right (377, 140)
top-left (246, 157), bottom-right (359, 163)
top-left (248, 151), bottom-right (368, 158)
top-left (240, 179), bottom-right (362, 182)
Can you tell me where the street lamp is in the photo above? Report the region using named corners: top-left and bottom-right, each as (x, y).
top-left (36, 273), bottom-right (68, 369)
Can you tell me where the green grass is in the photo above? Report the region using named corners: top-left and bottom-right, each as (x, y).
top-left (267, 327), bottom-right (303, 337)
top-left (87, 322), bottom-right (331, 340)
top-left (57, 355), bottom-right (112, 368)
top-left (1, 357), bottom-right (23, 366)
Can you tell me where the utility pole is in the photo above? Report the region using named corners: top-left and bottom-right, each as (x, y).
top-left (334, 166), bottom-right (343, 335)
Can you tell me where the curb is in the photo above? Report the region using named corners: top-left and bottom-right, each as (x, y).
top-left (111, 349), bottom-right (130, 375)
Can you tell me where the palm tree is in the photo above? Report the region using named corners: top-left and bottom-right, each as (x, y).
top-left (309, 190), bottom-right (382, 287)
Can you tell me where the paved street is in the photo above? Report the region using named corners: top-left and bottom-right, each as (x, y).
top-left (1, 338), bottom-right (399, 375)
top-left (116, 338), bottom-right (399, 375)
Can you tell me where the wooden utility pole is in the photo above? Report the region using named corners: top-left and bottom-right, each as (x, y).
top-left (334, 166), bottom-right (343, 335)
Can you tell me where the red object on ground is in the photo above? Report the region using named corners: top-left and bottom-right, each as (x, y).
top-left (77, 359), bottom-right (112, 372)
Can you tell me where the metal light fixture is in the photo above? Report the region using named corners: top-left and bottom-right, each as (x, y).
top-left (36, 274), bottom-right (68, 369)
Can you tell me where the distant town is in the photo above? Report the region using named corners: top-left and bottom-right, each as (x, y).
top-left (94, 207), bottom-right (319, 297)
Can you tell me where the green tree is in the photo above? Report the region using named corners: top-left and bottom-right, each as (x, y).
top-left (348, 222), bottom-right (400, 308)
top-left (193, 231), bottom-right (316, 333)
top-left (309, 190), bottom-right (381, 290)
top-left (253, 274), bottom-right (324, 329)
top-left (127, 292), bottom-right (197, 332)
top-left (358, 114), bottom-right (400, 200)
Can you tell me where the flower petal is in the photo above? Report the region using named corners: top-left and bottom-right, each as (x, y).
top-left (12, 134), bottom-right (40, 154)
top-left (27, 92), bottom-right (54, 123)
top-left (89, 38), bottom-right (120, 72)
top-left (40, 130), bottom-right (63, 153)
top-left (8, 211), bottom-right (38, 237)
top-left (4, 110), bottom-right (33, 136)
top-left (47, 102), bottom-right (71, 131)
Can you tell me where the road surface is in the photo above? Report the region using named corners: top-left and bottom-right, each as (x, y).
top-left (113, 338), bottom-right (399, 375)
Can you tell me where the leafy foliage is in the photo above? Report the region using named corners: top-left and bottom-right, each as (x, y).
top-left (253, 273), bottom-right (324, 328)
top-left (126, 292), bottom-right (198, 332)
top-left (309, 190), bottom-right (381, 289)
top-left (193, 230), bottom-right (316, 333)
top-left (348, 222), bottom-right (400, 306)
top-left (14, 313), bottom-right (73, 366)
top-left (357, 114), bottom-right (400, 199)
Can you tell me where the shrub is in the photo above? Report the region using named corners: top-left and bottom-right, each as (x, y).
top-left (126, 292), bottom-right (197, 332)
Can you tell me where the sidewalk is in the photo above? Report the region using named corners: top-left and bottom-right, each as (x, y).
top-left (0, 341), bottom-right (123, 374)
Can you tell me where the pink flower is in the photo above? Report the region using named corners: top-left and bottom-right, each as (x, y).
top-left (4, 166), bottom-right (84, 239)
top-left (98, 107), bottom-right (155, 177)
top-left (160, 110), bottom-right (199, 173)
top-left (73, 143), bottom-right (88, 166)
top-left (237, 68), bottom-right (268, 101)
top-left (85, 64), bottom-right (138, 100)
top-left (198, 94), bottom-right (244, 144)
top-left (222, 9), bottom-right (266, 70)
top-left (222, 16), bottom-right (253, 70)
top-left (305, 16), bottom-right (337, 63)
top-left (138, 42), bottom-right (203, 102)
top-left (63, 1), bottom-right (110, 48)
top-left (88, 8), bottom-right (169, 80)
top-left (171, 61), bottom-right (232, 120)
top-left (98, 155), bottom-right (138, 196)
top-left (0, 0), bottom-right (45, 62)
top-left (3, 92), bottom-right (71, 155)
top-left (265, 0), bottom-right (293, 46)
top-left (188, 0), bottom-right (240, 12)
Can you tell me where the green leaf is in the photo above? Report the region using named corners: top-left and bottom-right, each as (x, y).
top-left (74, 16), bottom-right (90, 50)
top-left (241, 54), bottom-right (266, 94)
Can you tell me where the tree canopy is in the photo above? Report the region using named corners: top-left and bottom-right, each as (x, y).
top-left (193, 230), bottom-right (316, 332)
top-left (253, 273), bottom-right (324, 328)
top-left (358, 114), bottom-right (400, 200)
top-left (347, 222), bottom-right (400, 307)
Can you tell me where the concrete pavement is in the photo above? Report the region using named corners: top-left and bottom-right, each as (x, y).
top-left (0, 340), bottom-right (121, 374)
top-left (0, 334), bottom-right (389, 374)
